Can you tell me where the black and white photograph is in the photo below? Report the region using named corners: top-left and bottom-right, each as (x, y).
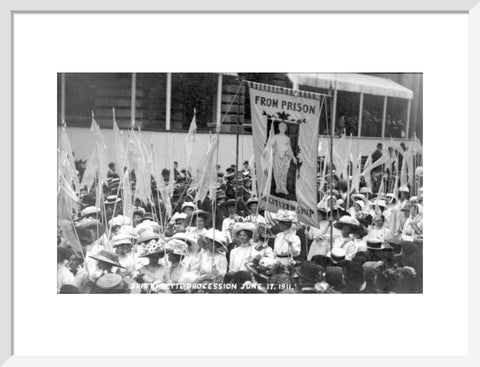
top-left (57, 72), bottom-right (423, 294)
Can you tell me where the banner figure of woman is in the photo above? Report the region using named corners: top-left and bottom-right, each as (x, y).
top-left (267, 122), bottom-right (297, 195)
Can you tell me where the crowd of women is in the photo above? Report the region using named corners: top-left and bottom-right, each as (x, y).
top-left (57, 155), bottom-right (423, 294)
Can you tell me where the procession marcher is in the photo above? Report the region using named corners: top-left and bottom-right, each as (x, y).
top-left (221, 199), bottom-right (244, 244)
top-left (111, 234), bottom-right (136, 276)
top-left (307, 207), bottom-right (331, 260)
top-left (165, 238), bottom-right (190, 283)
top-left (186, 210), bottom-right (210, 241)
top-left (169, 232), bottom-right (200, 272)
top-left (229, 222), bottom-right (259, 272)
top-left (253, 223), bottom-right (275, 257)
top-left (197, 229), bottom-right (228, 279)
top-left (243, 197), bottom-right (266, 224)
top-left (332, 216), bottom-right (365, 260)
top-left (88, 249), bottom-right (126, 281)
top-left (75, 217), bottom-right (106, 280)
top-left (395, 203), bottom-right (412, 237)
top-left (132, 206), bottom-right (146, 227)
top-left (384, 193), bottom-right (402, 234)
top-left (57, 246), bottom-right (76, 293)
top-left (272, 210), bottom-right (301, 265)
top-left (181, 201), bottom-right (196, 219)
top-left (137, 237), bottom-right (170, 285)
top-left (368, 215), bottom-right (392, 242)
top-left (348, 200), bottom-right (365, 219)
top-left (401, 204), bottom-right (423, 241)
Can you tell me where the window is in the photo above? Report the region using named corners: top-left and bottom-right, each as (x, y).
top-left (385, 97), bottom-right (408, 138)
top-left (361, 94), bottom-right (384, 137)
top-left (170, 73), bottom-right (217, 131)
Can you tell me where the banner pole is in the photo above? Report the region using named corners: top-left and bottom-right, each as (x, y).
top-left (329, 88), bottom-right (337, 252)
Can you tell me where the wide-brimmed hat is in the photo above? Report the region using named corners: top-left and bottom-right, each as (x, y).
top-left (372, 199), bottom-right (388, 209)
top-left (75, 218), bottom-right (105, 245)
top-left (401, 203), bottom-right (413, 213)
top-left (111, 234), bottom-right (132, 248)
top-left (333, 216), bottom-right (364, 234)
top-left (170, 232), bottom-right (197, 247)
top-left (294, 261), bottom-right (324, 283)
top-left (135, 220), bottom-right (161, 236)
top-left (108, 215), bottom-right (132, 228)
top-left (232, 222), bottom-right (257, 239)
top-left (171, 212), bottom-right (188, 223)
top-left (199, 228), bottom-right (227, 249)
top-left (351, 193), bottom-right (368, 205)
top-left (138, 238), bottom-right (168, 257)
top-left (246, 197), bottom-right (259, 207)
top-left (142, 212), bottom-right (155, 221)
top-left (95, 273), bottom-right (125, 291)
top-left (366, 237), bottom-right (385, 250)
top-left (181, 202), bottom-right (196, 211)
top-left (89, 250), bottom-right (125, 268)
top-left (385, 193), bottom-right (398, 205)
top-left (166, 238), bottom-right (188, 256)
top-left (274, 210), bottom-right (297, 223)
top-left (80, 206), bottom-right (101, 218)
top-left (137, 230), bottom-right (160, 245)
top-left (185, 210), bottom-right (212, 225)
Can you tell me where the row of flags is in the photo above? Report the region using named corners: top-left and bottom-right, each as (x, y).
top-left (317, 133), bottom-right (423, 198)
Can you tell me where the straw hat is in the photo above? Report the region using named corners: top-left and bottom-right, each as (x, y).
top-left (185, 210), bottom-right (212, 225)
top-left (274, 210), bottom-right (296, 223)
top-left (366, 238), bottom-right (385, 250)
top-left (181, 202), bottom-right (196, 211)
top-left (111, 234), bottom-right (132, 248)
top-left (171, 212), bottom-right (188, 223)
top-left (108, 215), bottom-right (132, 228)
top-left (199, 228), bottom-right (227, 249)
top-left (89, 250), bottom-right (125, 268)
top-left (331, 247), bottom-right (346, 263)
top-left (166, 239), bottom-right (188, 256)
top-left (170, 232), bottom-right (197, 247)
top-left (231, 222), bottom-right (257, 239)
top-left (137, 230), bottom-right (160, 245)
top-left (95, 273), bottom-right (124, 291)
top-left (105, 195), bottom-right (122, 206)
top-left (333, 216), bottom-right (364, 234)
top-left (80, 206), bottom-right (101, 218)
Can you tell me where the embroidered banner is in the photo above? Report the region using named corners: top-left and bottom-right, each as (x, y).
top-left (248, 82), bottom-right (324, 226)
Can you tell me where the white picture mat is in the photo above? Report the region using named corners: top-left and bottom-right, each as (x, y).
top-left (13, 13), bottom-right (468, 355)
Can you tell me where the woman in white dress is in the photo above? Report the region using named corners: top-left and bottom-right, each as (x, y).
top-left (229, 222), bottom-right (259, 272)
top-left (401, 204), bottom-right (423, 240)
top-left (197, 229), bottom-right (228, 279)
top-left (368, 215), bottom-right (392, 242)
top-left (307, 208), bottom-right (331, 260)
top-left (137, 238), bottom-right (169, 284)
